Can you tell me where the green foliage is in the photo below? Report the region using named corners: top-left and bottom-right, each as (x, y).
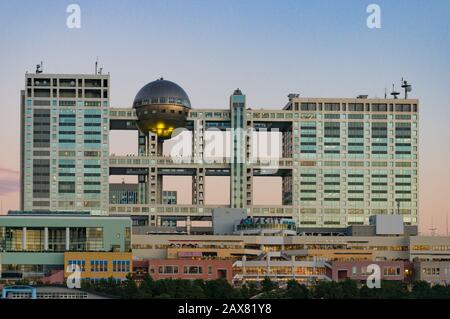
top-left (80, 275), bottom-right (450, 299)
top-left (260, 277), bottom-right (278, 293)
top-left (339, 279), bottom-right (359, 299)
top-left (411, 281), bottom-right (433, 299)
top-left (313, 281), bottom-right (344, 299)
top-left (203, 278), bottom-right (241, 299)
top-left (285, 280), bottom-right (310, 299)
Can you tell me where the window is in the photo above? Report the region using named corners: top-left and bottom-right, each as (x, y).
top-left (324, 103), bottom-right (340, 111)
top-left (184, 266), bottom-right (203, 274)
top-left (113, 260), bottom-right (130, 272)
top-left (68, 260), bottom-right (86, 272)
top-left (158, 265), bottom-right (178, 274)
top-left (90, 260), bottom-right (108, 272)
top-left (383, 267), bottom-right (401, 276)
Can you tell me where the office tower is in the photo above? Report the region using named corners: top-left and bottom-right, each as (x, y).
top-left (21, 73), bottom-right (110, 214)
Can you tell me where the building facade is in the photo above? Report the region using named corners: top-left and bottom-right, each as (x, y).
top-left (21, 74), bottom-right (110, 214)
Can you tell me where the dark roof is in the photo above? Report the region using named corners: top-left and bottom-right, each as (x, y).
top-left (133, 78), bottom-right (191, 108)
top-left (8, 210), bottom-right (90, 216)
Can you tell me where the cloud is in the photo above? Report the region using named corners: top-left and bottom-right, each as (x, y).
top-left (0, 179), bottom-right (20, 195)
top-left (0, 167), bottom-right (20, 195)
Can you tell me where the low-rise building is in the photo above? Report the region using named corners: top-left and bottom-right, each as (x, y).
top-left (0, 211), bottom-right (131, 283)
top-left (64, 251), bottom-right (132, 282)
top-left (232, 254), bottom-right (329, 286)
top-left (413, 261), bottom-right (450, 285)
top-left (133, 259), bottom-right (233, 283)
top-left (326, 260), bottom-right (411, 283)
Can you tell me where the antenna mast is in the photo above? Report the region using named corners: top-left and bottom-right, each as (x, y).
top-left (401, 78), bottom-right (412, 99)
top-left (36, 61), bottom-right (43, 74)
top-left (390, 84), bottom-right (400, 99)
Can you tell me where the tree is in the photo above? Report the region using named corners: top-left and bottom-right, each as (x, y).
top-left (259, 290), bottom-right (284, 299)
top-left (122, 273), bottom-right (139, 298)
top-left (285, 280), bottom-right (310, 299)
top-left (430, 284), bottom-right (450, 299)
top-left (359, 284), bottom-right (382, 299)
top-left (411, 281), bottom-right (432, 299)
top-left (339, 279), bottom-right (359, 299)
top-left (204, 279), bottom-right (237, 299)
top-left (260, 277), bottom-right (277, 293)
top-left (138, 273), bottom-right (154, 298)
top-left (313, 281), bottom-right (343, 299)
top-left (247, 282), bottom-right (259, 297)
top-left (359, 280), bottom-right (409, 299)
top-left (379, 280), bottom-right (409, 299)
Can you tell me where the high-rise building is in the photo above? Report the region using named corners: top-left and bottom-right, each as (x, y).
top-left (21, 73), bottom-right (110, 214)
top-left (21, 73), bottom-right (419, 229)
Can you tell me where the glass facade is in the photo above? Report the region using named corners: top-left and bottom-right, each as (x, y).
top-left (0, 226), bottom-right (104, 252)
top-left (22, 74), bottom-right (110, 214)
top-left (286, 99), bottom-right (419, 227)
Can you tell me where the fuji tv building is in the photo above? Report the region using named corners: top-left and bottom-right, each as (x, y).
top-left (20, 72), bottom-right (420, 235)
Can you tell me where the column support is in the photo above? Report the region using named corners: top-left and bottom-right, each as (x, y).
top-left (65, 227), bottom-right (70, 251)
top-left (44, 227), bottom-right (49, 251)
top-left (22, 226), bottom-right (26, 251)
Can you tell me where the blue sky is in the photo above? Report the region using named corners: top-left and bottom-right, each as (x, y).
top-left (0, 0), bottom-right (449, 232)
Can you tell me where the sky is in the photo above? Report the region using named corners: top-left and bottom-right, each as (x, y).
top-left (0, 0), bottom-right (449, 234)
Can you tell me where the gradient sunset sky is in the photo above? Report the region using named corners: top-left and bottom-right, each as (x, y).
top-left (0, 0), bottom-right (449, 234)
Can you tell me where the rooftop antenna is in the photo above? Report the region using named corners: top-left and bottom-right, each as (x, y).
top-left (401, 77), bottom-right (412, 99)
top-left (95, 56), bottom-right (98, 75)
top-left (390, 83), bottom-right (400, 99)
top-left (384, 87), bottom-right (387, 99)
top-left (36, 61), bottom-right (43, 74)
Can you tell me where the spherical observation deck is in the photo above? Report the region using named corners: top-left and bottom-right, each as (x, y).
top-left (133, 78), bottom-right (191, 139)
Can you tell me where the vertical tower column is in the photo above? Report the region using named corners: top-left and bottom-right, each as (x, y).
top-left (282, 124), bottom-right (294, 206)
top-left (138, 131), bottom-right (148, 204)
top-left (148, 166), bottom-right (158, 204)
top-left (230, 89), bottom-right (247, 209)
top-left (282, 174), bottom-right (293, 205)
top-left (245, 118), bottom-right (253, 207)
top-left (192, 168), bottom-right (205, 205)
top-left (192, 119), bottom-right (205, 163)
top-left (156, 174), bottom-right (163, 204)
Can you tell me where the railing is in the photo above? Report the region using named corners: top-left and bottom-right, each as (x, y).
top-left (236, 223), bottom-right (297, 232)
top-left (109, 155), bottom-right (294, 167)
